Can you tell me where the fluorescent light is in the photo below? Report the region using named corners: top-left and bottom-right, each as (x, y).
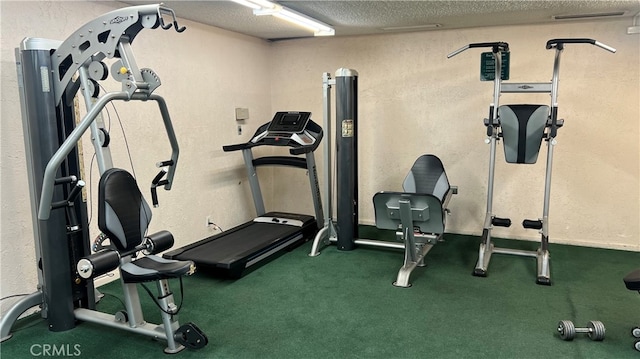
top-left (230, 0), bottom-right (261, 10)
top-left (230, 0), bottom-right (334, 36)
top-left (271, 8), bottom-right (335, 36)
top-left (382, 24), bottom-right (442, 32)
top-left (629, 12), bottom-right (640, 35)
top-left (552, 11), bottom-right (627, 20)
top-left (230, 0), bottom-right (276, 10)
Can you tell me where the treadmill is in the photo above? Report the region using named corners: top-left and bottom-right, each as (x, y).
top-left (164, 111), bottom-right (324, 278)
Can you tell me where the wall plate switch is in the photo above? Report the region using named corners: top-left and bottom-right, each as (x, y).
top-left (235, 108), bottom-right (249, 121)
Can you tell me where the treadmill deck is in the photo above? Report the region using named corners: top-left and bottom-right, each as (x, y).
top-left (164, 212), bottom-right (317, 278)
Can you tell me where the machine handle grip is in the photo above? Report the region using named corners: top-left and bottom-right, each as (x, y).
top-left (222, 144), bottom-right (248, 152)
top-left (290, 146), bottom-right (312, 155)
top-left (522, 219), bottom-right (543, 230)
top-left (546, 38), bottom-right (616, 53)
top-left (151, 187), bottom-right (159, 208)
top-left (491, 217), bottom-right (512, 227)
top-left (51, 180), bottom-right (85, 210)
top-left (150, 179), bottom-right (169, 207)
top-left (54, 176), bottom-right (77, 185)
top-left (66, 180), bottom-right (85, 203)
top-left (156, 160), bottom-right (174, 167)
top-left (151, 169), bottom-right (168, 185)
top-left (159, 6), bottom-right (186, 33)
top-left (150, 169), bottom-right (168, 207)
top-left (549, 107), bottom-right (559, 138)
top-left (447, 42), bottom-right (509, 58)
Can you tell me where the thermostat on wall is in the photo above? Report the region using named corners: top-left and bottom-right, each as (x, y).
top-left (235, 108), bottom-right (249, 121)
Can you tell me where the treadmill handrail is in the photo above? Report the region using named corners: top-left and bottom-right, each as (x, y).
top-left (223, 143), bottom-right (316, 156)
top-left (223, 119), bottom-right (323, 155)
top-left (253, 156), bottom-right (308, 169)
top-left (222, 143), bottom-right (246, 152)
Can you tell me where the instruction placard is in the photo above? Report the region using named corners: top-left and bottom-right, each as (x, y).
top-left (480, 51), bottom-right (510, 81)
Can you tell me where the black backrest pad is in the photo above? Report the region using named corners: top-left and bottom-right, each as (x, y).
top-left (403, 155), bottom-right (450, 202)
top-left (98, 168), bottom-right (152, 252)
top-left (498, 104), bottom-right (549, 164)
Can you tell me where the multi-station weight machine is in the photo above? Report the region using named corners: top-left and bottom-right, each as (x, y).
top-left (309, 69), bottom-right (457, 288)
top-left (447, 39), bottom-right (615, 285)
top-left (1, 4), bottom-right (207, 353)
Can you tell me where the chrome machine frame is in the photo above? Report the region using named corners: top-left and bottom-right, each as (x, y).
top-left (447, 39), bottom-right (615, 285)
top-left (1, 4), bottom-right (202, 354)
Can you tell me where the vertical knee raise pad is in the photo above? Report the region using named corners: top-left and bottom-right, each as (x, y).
top-left (499, 105), bottom-right (549, 164)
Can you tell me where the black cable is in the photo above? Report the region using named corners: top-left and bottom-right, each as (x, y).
top-left (104, 104), bottom-right (150, 236)
top-left (98, 83), bottom-right (136, 179)
top-left (97, 291), bottom-right (127, 311)
top-left (111, 103), bottom-right (136, 178)
top-left (95, 84), bottom-right (146, 234)
top-left (139, 277), bottom-right (184, 316)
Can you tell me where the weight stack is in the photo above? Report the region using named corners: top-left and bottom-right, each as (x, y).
top-left (335, 68), bottom-right (358, 251)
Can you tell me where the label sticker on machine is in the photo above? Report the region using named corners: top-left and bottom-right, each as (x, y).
top-left (342, 119), bottom-right (354, 137)
top-left (40, 66), bottom-right (51, 92)
top-left (480, 51), bottom-right (510, 81)
top-left (254, 216), bottom-right (304, 227)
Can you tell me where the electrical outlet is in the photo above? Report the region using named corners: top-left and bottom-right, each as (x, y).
top-left (237, 125), bottom-right (242, 136)
top-left (206, 215), bottom-right (212, 227)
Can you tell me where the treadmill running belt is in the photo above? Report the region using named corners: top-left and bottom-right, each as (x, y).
top-left (164, 213), bottom-right (316, 278)
top-left (184, 222), bottom-right (300, 265)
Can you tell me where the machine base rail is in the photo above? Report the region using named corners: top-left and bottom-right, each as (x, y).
top-left (0, 292), bottom-right (43, 342)
top-left (473, 237), bottom-right (551, 285)
top-left (312, 232), bottom-right (442, 288)
top-left (393, 241), bottom-right (436, 288)
top-left (74, 308), bottom-right (191, 354)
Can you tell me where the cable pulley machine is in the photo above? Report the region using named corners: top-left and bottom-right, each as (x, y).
top-left (2, 4), bottom-right (207, 353)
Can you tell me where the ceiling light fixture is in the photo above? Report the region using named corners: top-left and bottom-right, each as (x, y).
top-left (552, 11), bottom-right (627, 20)
top-left (230, 0), bottom-right (335, 36)
top-left (381, 24), bottom-right (442, 32)
top-left (628, 12), bottom-right (640, 34)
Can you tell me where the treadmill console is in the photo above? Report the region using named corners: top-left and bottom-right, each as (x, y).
top-left (267, 111), bottom-right (310, 133)
top-left (251, 111), bottom-right (317, 146)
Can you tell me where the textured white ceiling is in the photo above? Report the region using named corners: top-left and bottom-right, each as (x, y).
top-left (116, 0), bottom-right (640, 41)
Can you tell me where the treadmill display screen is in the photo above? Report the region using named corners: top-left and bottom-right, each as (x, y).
top-left (267, 112), bottom-right (310, 133)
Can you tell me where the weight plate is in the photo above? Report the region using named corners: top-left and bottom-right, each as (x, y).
top-left (587, 320), bottom-right (605, 341)
top-left (558, 320), bottom-right (575, 341)
top-left (114, 310), bottom-right (128, 323)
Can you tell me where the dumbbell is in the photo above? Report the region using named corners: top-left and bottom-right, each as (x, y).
top-left (557, 320), bottom-right (605, 341)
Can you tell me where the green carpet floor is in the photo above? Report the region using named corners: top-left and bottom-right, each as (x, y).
top-left (2, 230), bottom-right (639, 358)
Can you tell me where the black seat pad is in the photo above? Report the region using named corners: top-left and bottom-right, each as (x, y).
top-left (623, 268), bottom-right (640, 291)
top-left (121, 255), bottom-right (194, 283)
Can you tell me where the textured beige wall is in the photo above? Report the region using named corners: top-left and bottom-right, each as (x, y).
top-left (268, 19), bottom-right (640, 251)
top-left (1, 1), bottom-right (638, 319)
